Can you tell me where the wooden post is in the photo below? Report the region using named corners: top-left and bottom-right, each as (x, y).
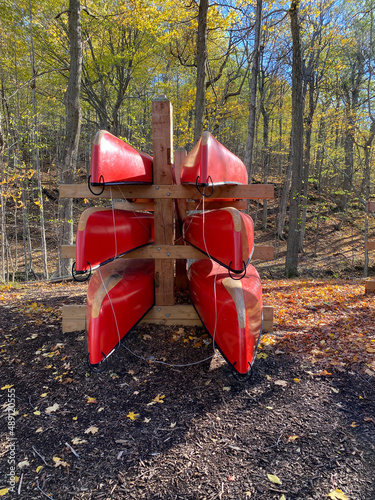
top-left (152, 97), bottom-right (175, 305)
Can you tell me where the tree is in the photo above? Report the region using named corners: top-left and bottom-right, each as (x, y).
top-left (285, 0), bottom-right (304, 277)
top-left (243, 0), bottom-right (263, 181)
top-left (58, 0), bottom-right (83, 277)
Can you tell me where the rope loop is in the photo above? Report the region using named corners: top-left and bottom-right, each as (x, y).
top-left (87, 351), bottom-right (108, 373)
top-left (228, 261), bottom-right (247, 280)
top-left (88, 174), bottom-right (105, 196)
top-left (195, 175), bottom-right (214, 197)
top-left (72, 261), bottom-right (92, 282)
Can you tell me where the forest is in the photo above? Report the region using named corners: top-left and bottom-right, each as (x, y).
top-left (1, 2), bottom-right (375, 499)
top-left (1, 0), bottom-right (375, 281)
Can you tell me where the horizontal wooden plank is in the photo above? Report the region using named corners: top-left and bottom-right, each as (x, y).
top-left (61, 304), bottom-right (273, 332)
top-left (186, 199), bottom-right (248, 210)
top-left (366, 240), bottom-right (375, 250)
top-left (365, 280), bottom-right (375, 292)
top-left (59, 183), bottom-right (274, 200)
top-left (61, 244), bottom-right (274, 261)
top-left (114, 199), bottom-right (248, 211)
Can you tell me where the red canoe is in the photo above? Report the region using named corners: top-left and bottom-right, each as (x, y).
top-left (90, 130), bottom-right (153, 185)
top-left (180, 131), bottom-right (248, 186)
top-left (86, 259), bottom-right (155, 366)
top-left (75, 207), bottom-right (154, 273)
top-left (188, 259), bottom-right (263, 375)
top-left (183, 207), bottom-right (254, 273)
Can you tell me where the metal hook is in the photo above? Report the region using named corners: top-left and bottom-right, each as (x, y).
top-left (87, 174), bottom-right (105, 196)
top-left (195, 175), bottom-right (214, 198)
top-left (228, 261), bottom-right (247, 280)
top-left (72, 261), bottom-right (92, 282)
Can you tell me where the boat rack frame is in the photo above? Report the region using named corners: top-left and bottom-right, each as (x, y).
top-left (60, 97), bottom-right (274, 333)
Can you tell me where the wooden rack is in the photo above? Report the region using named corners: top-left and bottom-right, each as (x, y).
top-left (60, 97), bottom-right (274, 333)
top-left (366, 200), bottom-right (375, 293)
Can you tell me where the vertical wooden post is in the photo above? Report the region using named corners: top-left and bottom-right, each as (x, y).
top-left (152, 97), bottom-right (175, 305)
top-left (174, 148), bottom-right (188, 290)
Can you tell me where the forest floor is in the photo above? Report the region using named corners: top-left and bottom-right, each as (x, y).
top-left (1, 201), bottom-right (375, 500)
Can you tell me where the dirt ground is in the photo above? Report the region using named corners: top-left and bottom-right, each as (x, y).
top-left (1, 197), bottom-right (375, 499)
top-left (0, 269), bottom-right (374, 500)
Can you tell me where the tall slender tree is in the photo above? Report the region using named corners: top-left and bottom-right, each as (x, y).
top-left (58, 0), bottom-right (83, 277)
top-left (285, 0), bottom-right (304, 277)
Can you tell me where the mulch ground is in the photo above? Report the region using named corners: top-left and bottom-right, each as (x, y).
top-left (0, 279), bottom-right (375, 500)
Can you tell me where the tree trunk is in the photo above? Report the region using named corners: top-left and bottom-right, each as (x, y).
top-left (29, 0), bottom-right (49, 279)
top-left (194, 0), bottom-right (209, 145)
top-left (0, 107), bottom-right (4, 283)
top-left (285, 0), bottom-right (304, 277)
top-left (58, 0), bottom-right (83, 277)
top-left (299, 75), bottom-right (315, 252)
top-left (243, 0), bottom-right (263, 181)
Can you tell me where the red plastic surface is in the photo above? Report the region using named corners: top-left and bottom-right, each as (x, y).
top-left (183, 208), bottom-right (254, 272)
top-left (90, 130), bottom-right (153, 184)
top-left (188, 259), bottom-right (263, 375)
top-left (86, 259), bottom-right (155, 365)
top-left (180, 131), bottom-right (248, 186)
top-left (75, 208), bottom-right (154, 272)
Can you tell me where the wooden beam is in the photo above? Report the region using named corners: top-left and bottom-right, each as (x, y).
top-left (61, 304), bottom-right (274, 332)
top-left (365, 280), bottom-right (375, 293)
top-left (61, 244), bottom-right (274, 261)
top-left (152, 97), bottom-right (175, 306)
top-left (59, 183), bottom-right (274, 200)
top-left (366, 240), bottom-right (375, 251)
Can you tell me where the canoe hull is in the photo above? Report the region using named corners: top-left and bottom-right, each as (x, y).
top-left (86, 259), bottom-right (155, 365)
top-left (188, 259), bottom-right (263, 375)
top-left (183, 208), bottom-right (254, 273)
top-left (90, 130), bottom-right (153, 185)
top-left (75, 208), bottom-right (154, 272)
top-left (180, 132), bottom-right (248, 186)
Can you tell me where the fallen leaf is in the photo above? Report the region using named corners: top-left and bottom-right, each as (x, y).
top-left (36, 427), bottom-right (43, 433)
top-left (223, 386), bottom-right (231, 391)
top-left (287, 435), bottom-right (299, 442)
top-left (274, 380), bottom-right (288, 387)
top-left (280, 496), bottom-right (286, 500)
top-left (0, 488), bottom-right (9, 496)
top-left (327, 489), bottom-right (349, 500)
top-left (267, 473), bottom-right (282, 485)
top-left (257, 352), bottom-right (268, 359)
top-left (143, 335), bottom-right (152, 340)
top-left (53, 456), bottom-right (69, 468)
top-left (84, 426), bottom-right (98, 435)
top-left (33, 410), bottom-right (41, 416)
top-left (40, 393), bottom-right (48, 398)
top-left (71, 437), bottom-right (87, 445)
top-left (45, 403), bottom-right (59, 414)
top-left (1, 384), bottom-right (13, 390)
top-left (366, 347), bottom-right (375, 353)
top-left (147, 394), bottom-right (165, 405)
top-left (144, 417), bottom-right (151, 423)
top-left (17, 459), bottom-right (30, 469)
top-left (36, 465), bottom-right (43, 473)
top-left (227, 475), bottom-right (235, 481)
top-left (86, 397), bottom-right (98, 404)
top-left (350, 422), bottom-right (359, 428)
top-left (127, 411), bottom-right (140, 421)
top-left (170, 422), bottom-right (176, 428)
top-left (293, 378), bottom-right (300, 383)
